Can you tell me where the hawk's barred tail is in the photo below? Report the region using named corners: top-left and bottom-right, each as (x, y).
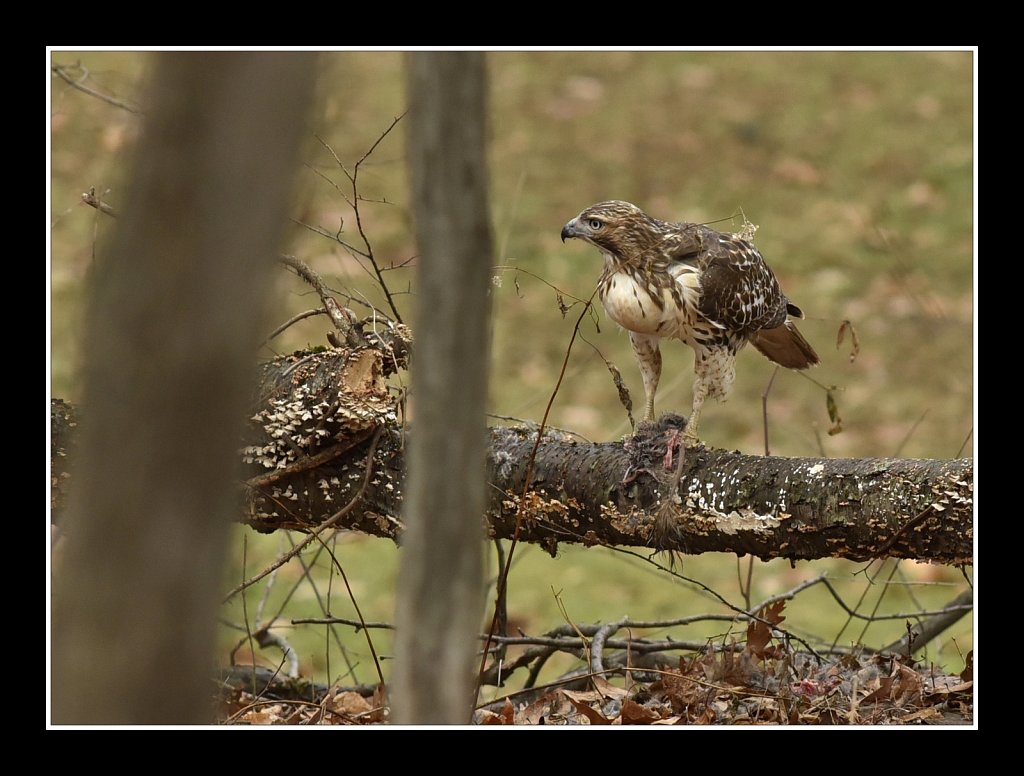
top-left (751, 321), bottom-right (819, 370)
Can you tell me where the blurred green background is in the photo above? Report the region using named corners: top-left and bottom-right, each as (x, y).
top-left (50, 51), bottom-right (974, 696)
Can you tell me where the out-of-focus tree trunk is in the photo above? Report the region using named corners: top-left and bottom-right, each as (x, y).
top-left (51, 52), bottom-right (316, 724)
top-left (393, 52), bottom-right (492, 725)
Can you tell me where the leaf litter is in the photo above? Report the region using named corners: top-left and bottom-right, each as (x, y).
top-left (219, 602), bottom-right (971, 725)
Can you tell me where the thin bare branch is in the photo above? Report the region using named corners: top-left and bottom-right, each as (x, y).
top-left (81, 187), bottom-right (118, 217)
top-left (762, 366), bottom-right (780, 456)
top-left (51, 63), bottom-right (142, 114)
top-left (313, 122), bottom-right (406, 323)
top-left (878, 589), bottom-right (975, 656)
top-left (590, 617), bottom-right (628, 675)
top-left (292, 616), bottom-right (395, 631)
top-left (309, 531), bottom-right (385, 687)
top-left (607, 546), bottom-right (824, 661)
top-left (278, 254), bottom-right (362, 346)
top-left (486, 413), bottom-right (591, 443)
top-left (894, 410), bottom-right (929, 458)
top-left (815, 576), bottom-right (973, 623)
top-left (263, 309), bottom-right (327, 345)
top-left (955, 428), bottom-right (973, 458)
top-left (290, 218), bottom-right (370, 259)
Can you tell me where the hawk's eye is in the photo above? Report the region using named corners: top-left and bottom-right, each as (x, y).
top-left (589, 219), bottom-right (603, 230)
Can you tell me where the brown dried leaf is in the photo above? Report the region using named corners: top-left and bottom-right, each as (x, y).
top-left (862, 674), bottom-right (895, 704)
top-left (593, 676), bottom-right (628, 700)
top-left (240, 707), bottom-right (282, 725)
top-left (826, 389), bottom-right (844, 436)
top-left (603, 357), bottom-right (634, 423)
top-left (517, 692), bottom-right (560, 725)
top-left (661, 669), bottom-right (701, 712)
top-left (836, 320), bottom-right (860, 363)
top-left (561, 689), bottom-right (603, 704)
top-left (746, 600), bottom-right (787, 659)
top-left (893, 663), bottom-right (924, 705)
top-left (621, 699), bottom-right (661, 725)
top-left (900, 707), bottom-right (941, 723)
top-left (563, 693), bottom-right (612, 725)
top-left (960, 650), bottom-right (974, 682)
top-left (928, 681), bottom-right (973, 697)
top-left (556, 293), bottom-right (570, 316)
top-left (365, 683), bottom-right (389, 723)
top-left (326, 690), bottom-right (373, 716)
top-left (479, 699), bottom-right (516, 726)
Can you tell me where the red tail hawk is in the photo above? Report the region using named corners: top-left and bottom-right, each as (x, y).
top-left (561, 200), bottom-right (818, 443)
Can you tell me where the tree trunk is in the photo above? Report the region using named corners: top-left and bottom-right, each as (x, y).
top-left (391, 52), bottom-right (492, 725)
top-left (51, 52), bottom-right (316, 724)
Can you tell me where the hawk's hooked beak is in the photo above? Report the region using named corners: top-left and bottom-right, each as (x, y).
top-left (560, 218), bottom-right (579, 243)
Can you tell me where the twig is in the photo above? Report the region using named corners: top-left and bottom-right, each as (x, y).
top-left (955, 428), bottom-right (973, 458)
top-left (851, 505), bottom-right (938, 562)
top-left (492, 540), bottom-right (509, 679)
top-left (80, 188), bottom-right (118, 217)
top-left (224, 696), bottom-right (351, 725)
top-left (762, 366), bottom-right (779, 456)
top-left (815, 576), bottom-right (973, 622)
top-left (607, 546), bottom-right (825, 661)
top-left (292, 616), bottom-right (394, 631)
top-left (223, 428), bottom-right (384, 603)
top-left (486, 413), bottom-right (591, 443)
top-left (239, 535), bottom-right (258, 694)
top-left (855, 560), bottom-right (900, 646)
top-left (290, 218), bottom-right (370, 259)
top-left (284, 534), bottom-right (360, 683)
top-left (255, 631), bottom-right (300, 679)
top-left (51, 63), bottom-right (141, 114)
top-left (876, 588), bottom-right (971, 659)
top-left (585, 617), bottom-right (620, 676)
top-left (738, 556), bottom-right (755, 612)
top-left (309, 531), bottom-right (386, 687)
top-left (313, 120), bottom-right (405, 323)
top-left (263, 309), bottom-right (328, 345)
top-left (894, 410), bottom-right (929, 458)
top-left (278, 255), bottom-right (361, 346)
top-left (254, 550), bottom-right (279, 623)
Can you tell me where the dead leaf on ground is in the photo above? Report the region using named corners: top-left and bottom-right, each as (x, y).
top-left (621, 699), bottom-right (662, 725)
top-left (479, 699), bottom-right (516, 726)
top-left (563, 692), bottom-right (612, 725)
top-left (593, 676), bottom-right (628, 700)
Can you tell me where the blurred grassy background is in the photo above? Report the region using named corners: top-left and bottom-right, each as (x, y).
top-left (51, 51), bottom-right (974, 695)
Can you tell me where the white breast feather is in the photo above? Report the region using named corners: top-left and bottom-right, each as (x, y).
top-left (600, 260), bottom-right (703, 339)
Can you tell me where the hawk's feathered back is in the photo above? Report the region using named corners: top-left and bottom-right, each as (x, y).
top-left (561, 200), bottom-right (818, 437)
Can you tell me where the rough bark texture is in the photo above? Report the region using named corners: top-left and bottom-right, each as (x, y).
top-left (392, 52), bottom-right (492, 725)
top-left (50, 52), bottom-right (317, 724)
top-left (483, 425), bottom-right (972, 565)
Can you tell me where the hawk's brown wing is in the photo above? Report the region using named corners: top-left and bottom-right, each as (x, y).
top-left (692, 229), bottom-right (789, 337)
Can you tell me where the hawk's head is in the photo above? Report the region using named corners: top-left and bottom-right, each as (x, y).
top-left (561, 200), bottom-right (667, 262)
